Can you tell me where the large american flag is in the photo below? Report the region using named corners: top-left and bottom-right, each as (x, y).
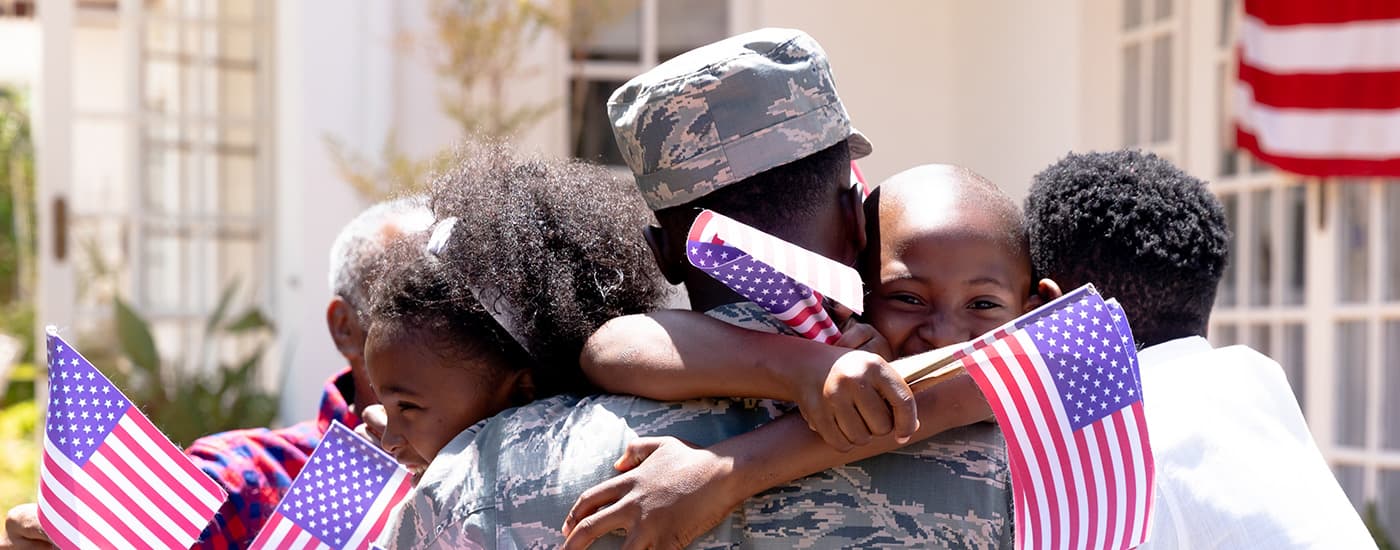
top-left (1236, 1), bottom-right (1400, 176)
top-left (250, 421), bottom-right (412, 550)
top-left (956, 286), bottom-right (1155, 550)
top-left (38, 328), bottom-right (227, 549)
top-left (686, 209), bottom-right (865, 343)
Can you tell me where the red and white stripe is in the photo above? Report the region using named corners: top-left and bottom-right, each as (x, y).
top-left (688, 210), bottom-right (865, 314)
top-left (249, 468), bottom-right (412, 550)
top-left (851, 161), bottom-right (870, 199)
top-left (38, 409), bottom-right (227, 549)
top-left (1236, 1), bottom-right (1400, 176)
top-left (962, 331), bottom-right (1153, 550)
top-left (772, 290), bottom-right (841, 344)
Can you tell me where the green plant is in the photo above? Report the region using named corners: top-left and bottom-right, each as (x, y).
top-left (104, 281), bottom-right (281, 448)
top-left (1367, 501), bottom-right (1396, 550)
top-left (0, 398), bottom-right (39, 515)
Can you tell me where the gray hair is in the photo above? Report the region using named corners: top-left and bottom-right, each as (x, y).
top-left (328, 196), bottom-right (433, 311)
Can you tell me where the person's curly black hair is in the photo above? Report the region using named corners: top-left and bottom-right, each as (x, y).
top-left (1025, 150), bottom-right (1230, 347)
top-left (373, 140), bottom-right (668, 397)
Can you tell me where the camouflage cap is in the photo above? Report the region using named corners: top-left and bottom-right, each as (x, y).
top-left (608, 27), bottom-right (873, 211)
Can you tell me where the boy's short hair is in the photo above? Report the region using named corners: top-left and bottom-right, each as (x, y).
top-left (370, 140), bottom-right (667, 396)
top-left (1025, 150), bottom-right (1230, 347)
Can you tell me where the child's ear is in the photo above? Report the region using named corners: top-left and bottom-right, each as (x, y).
top-left (1024, 278), bottom-right (1064, 313)
top-left (507, 369), bottom-right (536, 406)
top-left (327, 296), bottom-right (366, 362)
top-left (643, 225), bottom-right (686, 285)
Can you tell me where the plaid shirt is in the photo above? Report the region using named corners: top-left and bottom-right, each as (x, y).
top-left (186, 368), bottom-right (361, 549)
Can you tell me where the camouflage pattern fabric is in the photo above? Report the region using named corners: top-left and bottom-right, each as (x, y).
top-left (608, 27), bottom-right (873, 211)
top-left (379, 303), bottom-right (1014, 549)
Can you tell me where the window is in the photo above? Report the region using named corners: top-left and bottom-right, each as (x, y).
top-left (567, 0), bottom-right (731, 165)
top-left (1193, 0), bottom-right (1400, 534)
top-left (1119, 0), bottom-right (1181, 159)
top-left (46, 0), bottom-right (272, 370)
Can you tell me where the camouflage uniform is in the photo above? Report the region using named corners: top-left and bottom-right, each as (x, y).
top-left (380, 303), bottom-right (1013, 549)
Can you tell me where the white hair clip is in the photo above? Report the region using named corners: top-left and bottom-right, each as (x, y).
top-left (426, 216), bottom-right (460, 257)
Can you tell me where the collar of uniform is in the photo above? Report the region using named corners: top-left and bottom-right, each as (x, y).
top-left (1138, 335), bottom-right (1213, 369)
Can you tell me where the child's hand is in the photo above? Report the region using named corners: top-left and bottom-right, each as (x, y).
top-left (561, 436), bottom-right (739, 550)
top-left (792, 348), bottom-right (920, 452)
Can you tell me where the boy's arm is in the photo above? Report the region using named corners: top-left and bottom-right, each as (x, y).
top-left (582, 310), bottom-right (917, 450)
top-left (580, 310), bottom-right (833, 402)
top-left (559, 371), bottom-right (992, 549)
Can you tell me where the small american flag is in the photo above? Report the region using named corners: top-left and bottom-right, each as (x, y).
top-left (687, 210), bottom-right (864, 343)
top-left (956, 286), bottom-right (1155, 550)
top-left (38, 327), bottom-right (227, 549)
top-left (250, 421), bottom-right (412, 550)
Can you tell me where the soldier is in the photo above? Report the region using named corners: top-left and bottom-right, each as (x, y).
top-left (379, 28), bottom-right (1013, 549)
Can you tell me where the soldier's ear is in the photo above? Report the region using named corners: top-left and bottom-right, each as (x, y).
top-left (644, 225), bottom-right (687, 285)
top-left (840, 182), bottom-right (868, 262)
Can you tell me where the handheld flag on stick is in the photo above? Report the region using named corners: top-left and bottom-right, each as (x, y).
top-left (686, 209), bottom-right (864, 344)
top-left (38, 327), bottom-right (228, 549)
top-left (892, 286), bottom-right (1156, 550)
top-left (250, 421), bottom-right (412, 550)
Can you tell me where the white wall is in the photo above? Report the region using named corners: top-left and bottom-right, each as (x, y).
top-left (751, 1), bottom-right (957, 187)
top-left (274, 0), bottom-right (393, 424)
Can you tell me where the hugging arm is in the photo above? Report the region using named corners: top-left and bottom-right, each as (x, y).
top-left (581, 309), bottom-right (916, 449)
top-left (560, 369), bottom-right (992, 549)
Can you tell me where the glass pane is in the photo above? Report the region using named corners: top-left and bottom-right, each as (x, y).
top-left (1382, 470), bottom-right (1400, 542)
top-left (217, 237), bottom-right (260, 296)
top-left (218, 154), bottom-right (258, 217)
top-left (571, 2), bottom-right (641, 62)
top-left (218, 68), bottom-right (257, 119)
top-left (1335, 321), bottom-right (1369, 448)
top-left (1217, 193), bottom-right (1239, 307)
top-left (73, 27), bottom-right (127, 113)
top-left (1150, 35), bottom-right (1173, 143)
top-left (1283, 186), bottom-right (1306, 305)
top-left (219, 28), bottom-right (257, 64)
top-left (1387, 183), bottom-right (1400, 301)
top-left (1334, 465), bottom-right (1365, 510)
top-left (569, 79), bottom-right (628, 166)
top-left (1250, 189), bottom-right (1274, 306)
top-left (142, 228), bottom-right (190, 311)
top-left (71, 120), bottom-right (130, 214)
top-left (1386, 321), bottom-right (1400, 450)
top-left (1219, 0), bottom-right (1236, 47)
top-left (1280, 323), bottom-right (1306, 414)
top-left (1248, 324), bottom-right (1272, 357)
top-left (1122, 44), bottom-right (1141, 146)
top-left (1339, 183), bottom-right (1371, 304)
top-left (1217, 63), bottom-right (1238, 177)
top-left (144, 134), bottom-right (187, 216)
top-left (1124, 0), bottom-right (1143, 29)
top-left (1154, 0), bottom-right (1173, 21)
top-left (1213, 324), bottom-right (1237, 346)
top-left (658, 0), bottom-right (728, 61)
top-left (145, 59), bottom-right (183, 115)
top-left (220, 0), bottom-right (257, 22)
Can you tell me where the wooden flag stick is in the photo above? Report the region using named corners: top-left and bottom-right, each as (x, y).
top-left (893, 343), bottom-right (967, 386)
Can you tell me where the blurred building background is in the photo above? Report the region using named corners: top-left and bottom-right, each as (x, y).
top-left (0, 0), bottom-right (1397, 540)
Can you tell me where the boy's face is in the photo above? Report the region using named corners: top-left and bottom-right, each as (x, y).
top-left (865, 201), bottom-right (1035, 358)
top-left (365, 323), bottom-right (517, 467)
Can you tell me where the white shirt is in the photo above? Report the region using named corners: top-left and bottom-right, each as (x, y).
top-left (1137, 336), bottom-right (1374, 549)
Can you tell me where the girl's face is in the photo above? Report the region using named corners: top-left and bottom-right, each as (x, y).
top-left (365, 323), bottom-right (525, 466)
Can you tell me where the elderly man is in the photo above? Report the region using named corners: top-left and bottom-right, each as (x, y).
top-left (1, 197), bottom-right (431, 549)
top-left (380, 28), bottom-right (1011, 549)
